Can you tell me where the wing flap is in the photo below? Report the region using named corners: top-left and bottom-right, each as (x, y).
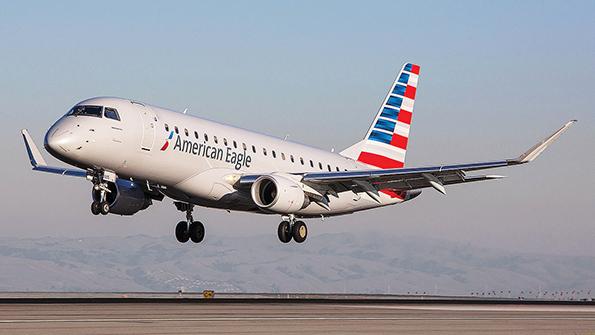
top-left (238, 120), bottom-right (575, 196)
top-left (302, 120), bottom-right (575, 190)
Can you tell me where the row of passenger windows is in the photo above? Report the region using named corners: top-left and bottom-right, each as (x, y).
top-left (164, 123), bottom-right (346, 172)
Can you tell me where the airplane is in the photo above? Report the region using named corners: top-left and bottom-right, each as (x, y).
top-left (21, 62), bottom-right (575, 244)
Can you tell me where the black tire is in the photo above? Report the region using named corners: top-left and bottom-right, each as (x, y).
top-left (292, 221), bottom-right (308, 243)
top-left (277, 221), bottom-right (292, 243)
top-left (175, 221), bottom-right (190, 243)
top-left (189, 221), bottom-right (205, 243)
top-left (91, 201), bottom-right (101, 215)
top-left (99, 201), bottom-right (110, 215)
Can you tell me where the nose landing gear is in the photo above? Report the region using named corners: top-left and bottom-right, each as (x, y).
top-left (174, 202), bottom-right (205, 244)
top-left (89, 170), bottom-right (111, 216)
top-left (91, 200), bottom-right (110, 215)
top-left (278, 215), bottom-right (308, 243)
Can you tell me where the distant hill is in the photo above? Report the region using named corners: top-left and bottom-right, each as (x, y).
top-left (0, 233), bottom-right (593, 298)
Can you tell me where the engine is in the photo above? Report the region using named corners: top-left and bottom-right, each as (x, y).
top-left (250, 174), bottom-right (308, 214)
top-left (94, 179), bottom-right (152, 215)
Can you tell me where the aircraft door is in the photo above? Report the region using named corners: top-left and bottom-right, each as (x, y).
top-left (134, 102), bottom-right (157, 151)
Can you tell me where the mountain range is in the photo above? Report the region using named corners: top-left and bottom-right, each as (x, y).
top-left (0, 232), bottom-right (593, 298)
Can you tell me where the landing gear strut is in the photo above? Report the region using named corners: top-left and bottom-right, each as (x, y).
top-left (278, 215), bottom-right (308, 243)
top-left (174, 202), bottom-right (205, 244)
top-left (89, 169), bottom-right (111, 216)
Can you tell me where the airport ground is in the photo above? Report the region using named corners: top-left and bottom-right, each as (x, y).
top-left (1, 294), bottom-right (595, 334)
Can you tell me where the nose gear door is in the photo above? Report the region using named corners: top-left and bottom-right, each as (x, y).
top-left (134, 101), bottom-right (157, 151)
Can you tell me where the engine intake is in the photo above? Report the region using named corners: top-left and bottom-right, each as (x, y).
top-left (250, 175), bottom-right (308, 214)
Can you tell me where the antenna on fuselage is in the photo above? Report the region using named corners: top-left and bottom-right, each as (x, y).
top-left (182, 108), bottom-right (188, 114)
top-left (283, 134), bottom-right (289, 141)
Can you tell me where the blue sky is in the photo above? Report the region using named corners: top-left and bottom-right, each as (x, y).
top-left (1, 1), bottom-right (593, 255)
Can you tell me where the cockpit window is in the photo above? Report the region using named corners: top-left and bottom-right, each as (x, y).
top-left (104, 107), bottom-right (120, 121)
top-left (68, 105), bottom-right (103, 117)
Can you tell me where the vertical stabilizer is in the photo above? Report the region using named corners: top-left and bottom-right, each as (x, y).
top-left (340, 62), bottom-right (420, 169)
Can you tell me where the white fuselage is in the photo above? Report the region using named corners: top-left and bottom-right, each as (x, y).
top-left (45, 97), bottom-right (405, 218)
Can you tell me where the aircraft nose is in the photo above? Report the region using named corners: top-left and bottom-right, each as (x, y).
top-left (44, 120), bottom-right (78, 157)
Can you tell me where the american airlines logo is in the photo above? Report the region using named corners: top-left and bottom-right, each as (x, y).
top-left (163, 132), bottom-right (252, 170)
top-left (160, 131), bottom-right (174, 151)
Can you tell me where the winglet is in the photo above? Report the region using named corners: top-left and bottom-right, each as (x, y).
top-left (21, 129), bottom-right (47, 167)
top-left (513, 120), bottom-right (576, 164)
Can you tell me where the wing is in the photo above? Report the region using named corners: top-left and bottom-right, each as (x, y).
top-left (239, 120), bottom-right (576, 199)
top-left (21, 129), bottom-right (87, 177)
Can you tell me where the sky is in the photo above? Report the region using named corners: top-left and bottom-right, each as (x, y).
top-left (0, 0), bottom-right (593, 256)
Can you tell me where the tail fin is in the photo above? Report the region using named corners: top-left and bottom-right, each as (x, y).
top-left (340, 62), bottom-right (420, 169)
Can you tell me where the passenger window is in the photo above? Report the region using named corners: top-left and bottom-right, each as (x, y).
top-left (290, 155), bottom-right (295, 163)
top-left (184, 128), bottom-right (189, 136)
top-left (233, 141), bottom-right (237, 149)
top-left (336, 166), bottom-right (340, 171)
top-left (318, 162), bottom-right (322, 170)
top-left (300, 157), bottom-right (304, 165)
top-left (310, 160), bottom-right (314, 167)
top-left (272, 150), bottom-right (276, 158)
top-left (204, 133), bottom-right (209, 142)
top-left (281, 152), bottom-right (285, 160)
top-left (223, 138), bottom-right (228, 146)
top-left (214, 136), bottom-right (218, 144)
top-left (174, 126), bottom-right (179, 134)
top-left (263, 148), bottom-right (267, 156)
top-left (252, 145), bottom-right (256, 153)
top-left (165, 124), bottom-right (169, 131)
top-left (327, 164), bottom-right (331, 172)
top-left (194, 131), bottom-right (199, 139)
top-left (242, 143), bottom-right (247, 150)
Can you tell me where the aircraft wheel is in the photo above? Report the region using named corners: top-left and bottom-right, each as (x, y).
top-left (99, 201), bottom-right (110, 215)
top-left (292, 221), bottom-right (308, 243)
top-left (91, 201), bottom-right (101, 215)
top-left (175, 221), bottom-right (190, 243)
top-left (189, 221), bottom-right (205, 243)
top-left (277, 221), bottom-right (292, 243)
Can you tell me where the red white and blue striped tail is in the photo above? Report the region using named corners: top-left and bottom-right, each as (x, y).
top-left (340, 62), bottom-right (420, 169)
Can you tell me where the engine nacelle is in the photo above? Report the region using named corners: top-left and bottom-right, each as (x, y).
top-left (250, 174), bottom-right (308, 214)
top-left (93, 179), bottom-right (152, 216)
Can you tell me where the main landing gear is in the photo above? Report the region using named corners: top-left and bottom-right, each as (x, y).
top-left (278, 215), bottom-right (308, 243)
top-left (174, 202), bottom-right (205, 244)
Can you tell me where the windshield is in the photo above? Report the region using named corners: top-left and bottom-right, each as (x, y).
top-left (68, 105), bottom-right (103, 117)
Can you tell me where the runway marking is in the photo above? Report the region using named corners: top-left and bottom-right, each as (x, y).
top-left (2, 316), bottom-right (595, 324)
top-left (335, 304), bottom-right (595, 313)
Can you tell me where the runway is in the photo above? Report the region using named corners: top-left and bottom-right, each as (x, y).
top-left (2, 301), bottom-right (595, 334)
